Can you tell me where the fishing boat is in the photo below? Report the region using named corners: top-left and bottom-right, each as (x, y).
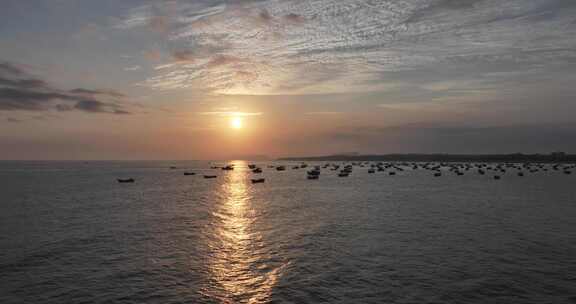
top-left (183, 172), bottom-right (196, 176)
top-left (117, 178), bottom-right (135, 183)
top-left (204, 175), bottom-right (217, 179)
top-left (307, 169), bottom-right (320, 176)
top-left (251, 178), bottom-right (265, 184)
top-left (252, 168), bottom-right (263, 174)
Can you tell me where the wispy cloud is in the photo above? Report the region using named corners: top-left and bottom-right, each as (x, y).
top-left (113, 0), bottom-right (576, 98)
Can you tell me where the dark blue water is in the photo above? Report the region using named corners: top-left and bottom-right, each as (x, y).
top-left (1, 161), bottom-right (575, 303)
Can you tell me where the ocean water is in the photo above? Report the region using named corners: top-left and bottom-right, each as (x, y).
top-left (0, 160), bottom-right (575, 304)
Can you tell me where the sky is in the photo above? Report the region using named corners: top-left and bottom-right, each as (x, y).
top-left (1, 0), bottom-right (576, 160)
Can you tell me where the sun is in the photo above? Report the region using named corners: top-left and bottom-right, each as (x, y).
top-left (230, 117), bottom-right (243, 129)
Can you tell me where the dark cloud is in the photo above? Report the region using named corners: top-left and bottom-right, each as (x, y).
top-left (0, 74), bottom-right (48, 89)
top-left (0, 61), bottom-right (130, 114)
top-left (74, 100), bottom-right (115, 113)
top-left (68, 88), bottom-right (125, 98)
top-left (0, 88), bottom-right (75, 110)
top-left (0, 62), bottom-right (24, 76)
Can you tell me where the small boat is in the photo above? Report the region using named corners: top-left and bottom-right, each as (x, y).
top-left (434, 172), bottom-right (441, 177)
top-left (307, 175), bottom-right (319, 180)
top-left (222, 165), bottom-right (234, 171)
top-left (368, 169), bottom-right (375, 174)
top-left (204, 175), bottom-right (217, 179)
top-left (252, 168), bottom-right (263, 174)
top-left (307, 170), bottom-right (320, 176)
top-left (338, 173), bottom-right (349, 177)
top-left (276, 166), bottom-right (286, 171)
top-left (251, 178), bottom-right (265, 184)
top-left (169, 166), bottom-right (177, 169)
top-left (389, 172), bottom-right (396, 176)
top-left (117, 178), bottom-right (135, 183)
top-left (494, 175), bottom-right (501, 180)
top-left (248, 164), bottom-right (256, 169)
top-left (183, 172), bottom-right (196, 176)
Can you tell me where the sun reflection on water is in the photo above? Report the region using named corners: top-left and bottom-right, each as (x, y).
top-left (202, 160), bottom-right (286, 303)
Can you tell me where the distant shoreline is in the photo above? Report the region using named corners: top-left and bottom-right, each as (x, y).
top-left (278, 153), bottom-right (576, 163)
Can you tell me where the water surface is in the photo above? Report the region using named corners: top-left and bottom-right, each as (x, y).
top-left (1, 161), bottom-right (575, 303)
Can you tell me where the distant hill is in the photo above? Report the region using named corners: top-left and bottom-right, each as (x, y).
top-left (279, 153), bottom-right (576, 163)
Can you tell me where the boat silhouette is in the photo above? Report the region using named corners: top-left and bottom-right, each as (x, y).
top-left (117, 178), bottom-right (135, 183)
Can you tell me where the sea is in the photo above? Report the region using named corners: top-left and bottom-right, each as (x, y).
top-left (0, 160), bottom-right (575, 304)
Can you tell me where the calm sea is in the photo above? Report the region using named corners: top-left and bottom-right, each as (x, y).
top-left (0, 161), bottom-right (575, 303)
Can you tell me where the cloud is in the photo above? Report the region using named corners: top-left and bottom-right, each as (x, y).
top-left (72, 100), bottom-right (121, 114)
top-left (68, 88), bottom-right (126, 98)
top-left (116, 0), bottom-right (576, 98)
top-left (0, 61), bottom-right (130, 114)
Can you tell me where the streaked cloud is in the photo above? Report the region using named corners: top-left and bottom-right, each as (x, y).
top-left (115, 0), bottom-right (576, 97)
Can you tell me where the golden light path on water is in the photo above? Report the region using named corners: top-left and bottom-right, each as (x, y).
top-left (201, 160), bottom-right (287, 303)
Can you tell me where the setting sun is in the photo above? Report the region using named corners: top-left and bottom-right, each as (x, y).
top-left (230, 117), bottom-right (243, 129)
